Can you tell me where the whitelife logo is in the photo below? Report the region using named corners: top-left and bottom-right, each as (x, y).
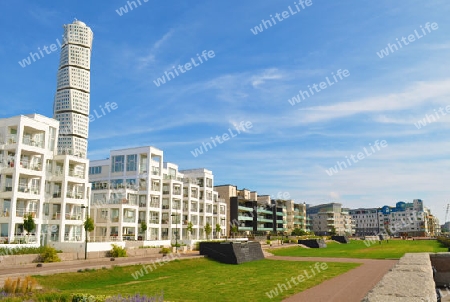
top-left (265, 262), bottom-right (328, 299)
top-left (414, 105), bottom-right (450, 129)
top-left (153, 50), bottom-right (215, 87)
top-left (190, 121), bottom-right (253, 157)
top-left (376, 22), bottom-right (439, 58)
top-left (18, 35), bottom-right (68, 68)
top-left (250, 0), bottom-right (313, 35)
top-left (325, 140), bottom-right (388, 176)
top-left (287, 69), bottom-right (350, 106)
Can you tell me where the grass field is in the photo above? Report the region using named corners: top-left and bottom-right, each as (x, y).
top-left (269, 239), bottom-right (447, 259)
top-left (33, 258), bottom-right (360, 302)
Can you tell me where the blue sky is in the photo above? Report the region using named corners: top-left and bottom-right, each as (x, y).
top-left (1, 0), bottom-right (450, 221)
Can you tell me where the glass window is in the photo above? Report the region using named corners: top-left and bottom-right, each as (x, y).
top-left (126, 154), bottom-right (137, 171)
top-left (111, 156), bottom-right (124, 172)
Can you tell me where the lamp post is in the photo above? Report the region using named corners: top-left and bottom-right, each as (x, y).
top-left (171, 213), bottom-right (178, 253)
top-left (81, 205), bottom-right (89, 260)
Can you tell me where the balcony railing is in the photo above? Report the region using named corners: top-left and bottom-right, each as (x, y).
top-left (150, 202), bottom-right (160, 208)
top-left (16, 210), bottom-right (37, 218)
top-left (149, 219), bottom-right (159, 224)
top-left (65, 213), bottom-right (82, 220)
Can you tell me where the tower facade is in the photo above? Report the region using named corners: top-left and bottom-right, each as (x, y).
top-left (53, 20), bottom-right (93, 159)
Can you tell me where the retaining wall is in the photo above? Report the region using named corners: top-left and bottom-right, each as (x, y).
top-left (362, 253), bottom-right (437, 301)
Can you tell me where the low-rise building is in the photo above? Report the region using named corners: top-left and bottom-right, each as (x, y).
top-left (89, 146), bottom-right (227, 243)
top-left (0, 114), bottom-right (89, 244)
top-left (307, 203), bottom-right (354, 236)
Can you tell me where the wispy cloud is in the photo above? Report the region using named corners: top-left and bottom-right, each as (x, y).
top-left (137, 29), bottom-right (175, 68)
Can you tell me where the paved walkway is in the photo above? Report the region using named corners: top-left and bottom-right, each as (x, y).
top-left (266, 256), bottom-right (398, 302)
top-left (0, 252), bottom-right (203, 287)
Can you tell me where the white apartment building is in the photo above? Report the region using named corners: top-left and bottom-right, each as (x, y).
top-left (307, 203), bottom-right (355, 236)
top-left (0, 114), bottom-right (89, 244)
top-left (53, 20), bottom-right (93, 159)
top-left (349, 200), bottom-right (440, 237)
top-left (88, 147), bottom-right (227, 243)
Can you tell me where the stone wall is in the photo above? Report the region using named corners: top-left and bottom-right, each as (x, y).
top-left (362, 253), bottom-right (437, 301)
top-left (199, 241), bottom-right (264, 264)
top-left (430, 253), bottom-right (450, 287)
top-left (298, 239), bottom-right (327, 248)
top-left (331, 236), bottom-right (349, 244)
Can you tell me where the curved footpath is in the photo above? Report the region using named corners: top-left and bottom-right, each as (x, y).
top-left (267, 256), bottom-right (398, 302)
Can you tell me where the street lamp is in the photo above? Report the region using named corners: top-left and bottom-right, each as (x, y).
top-left (171, 213), bottom-right (178, 253)
top-left (81, 205), bottom-right (89, 260)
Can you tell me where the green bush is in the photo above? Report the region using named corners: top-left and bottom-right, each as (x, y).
top-left (283, 239), bottom-right (290, 244)
top-left (437, 236), bottom-right (450, 248)
top-left (0, 246), bottom-right (62, 256)
top-left (160, 247), bottom-right (171, 255)
top-left (109, 244), bottom-right (127, 257)
top-left (38, 246), bottom-right (61, 263)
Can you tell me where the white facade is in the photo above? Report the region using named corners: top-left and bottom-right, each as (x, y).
top-left (307, 203), bottom-right (355, 236)
top-left (53, 20), bottom-right (93, 159)
top-left (88, 147), bottom-right (227, 243)
top-left (0, 114), bottom-right (89, 244)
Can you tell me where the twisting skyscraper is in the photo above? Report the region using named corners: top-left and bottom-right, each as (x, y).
top-left (53, 20), bottom-right (93, 158)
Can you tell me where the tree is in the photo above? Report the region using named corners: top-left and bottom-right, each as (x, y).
top-left (140, 221), bottom-right (147, 240)
top-left (291, 228), bottom-right (308, 236)
top-left (231, 225), bottom-right (238, 238)
top-left (204, 222), bottom-right (212, 240)
top-left (23, 214), bottom-right (36, 243)
top-left (215, 223), bottom-right (222, 239)
top-left (84, 216), bottom-right (94, 240)
top-left (187, 221), bottom-right (194, 239)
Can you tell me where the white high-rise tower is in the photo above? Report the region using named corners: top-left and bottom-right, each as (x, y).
top-left (53, 20), bottom-right (93, 158)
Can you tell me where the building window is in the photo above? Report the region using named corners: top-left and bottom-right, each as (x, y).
top-left (111, 156), bottom-right (124, 172)
top-left (126, 154), bottom-right (137, 172)
top-left (89, 166), bottom-right (102, 175)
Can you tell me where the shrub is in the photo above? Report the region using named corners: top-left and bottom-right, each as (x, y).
top-left (266, 240), bottom-right (271, 245)
top-left (160, 247), bottom-right (171, 255)
top-left (38, 246), bottom-right (61, 263)
top-left (72, 293), bottom-right (100, 302)
top-left (109, 244), bottom-right (127, 257)
top-left (283, 239), bottom-right (290, 243)
top-left (437, 236), bottom-right (450, 248)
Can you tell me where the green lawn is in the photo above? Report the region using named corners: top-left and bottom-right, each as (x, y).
top-left (269, 239), bottom-right (447, 259)
top-left (33, 258), bottom-right (359, 302)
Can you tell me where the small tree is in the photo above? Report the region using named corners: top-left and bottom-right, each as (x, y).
top-left (215, 223), bottom-right (222, 239)
top-left (140, 221), bottom-right (148, 240)
top-left (84, 216), bottom-right (94, 241)
top-left (291, 228), bottom-right (308, 236)
top-left (187, 221), bottom-right (193, 239)
top-left (329, 226), bottom-right (337, 236)
top-left (231, 225), bottom-right (238, 238)
top-left (23, 214), bottom-right (36, 243)
top-left (204, 223), bottom-right (212, 240)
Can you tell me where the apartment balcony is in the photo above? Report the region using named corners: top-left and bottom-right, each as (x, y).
top-left (257, 208), bottom-right (273, 214)
top-left (149, 202), bottom-right (160, 208)
top-left (22, 137), bottom-right (44, 148)
top-left (111, 217), bottom-right (119, 223)
top-left (238, 205), bottom-right (253, 212)
top-left (295, 215), bottom-right (305, 219)
top-left (162, 205), bottom-right (170, 210)
top-left (18, 186), bottom-right (40, 195)
top-left (257, 217), bottom-right (273, 223)
top-left (327, 223), bottom-right (334, 226)
top-left (65, 213), bottom-right (82, 220)
top-left (149, 218), bottom-right (159, 224)
top-left (276, 220), bottom-right (287, 224)
top-left (66, 192), bottom-right (84, 199)
top-left (15, 210), bottom-right (37, 218)
top-left (257, 227), bottom-right (273, 231)
top-left (68, 170), bottom-right (85, 179)
top-left (51, 212), bottom-right (62, 220)
top-left (123, 217), bottom-right (136, 223)
top-left (239, 227), bottom-right (253, 231)
top-left (173, 190), bottom-right (181, 196)
top-left (327, 217), bottom-right (335, 221)
top-left (238, 216), bottom-right (253, 221)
